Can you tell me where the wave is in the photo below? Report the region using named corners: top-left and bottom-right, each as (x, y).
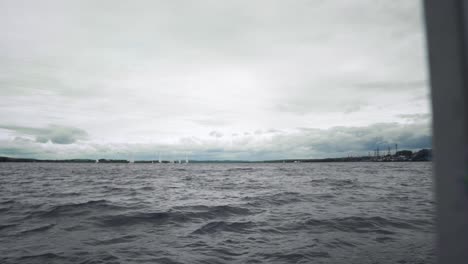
top-left (302, 216), bottom-right (431, 234)
top-left (96, 211), bottom-right (172, 227)
top-left (138, 186), bottom-right (155, 191)
top-left (173, 204), bottom-right (253, 218)
top-left (313, 193), bottom-right (336, 199)
top-left (227, 167), bottom-right (255, 172)
top-left (32, 200), bottom-right (124, 218)
top-left (19, 223), bottom-right (55, 234)
top-left (324, 238), bottom-right (357, 248)
top-left (148, 257), bottom-right (185, 264)
top-left (0, 199), bottom-right (15, 205)
top-left (103, 186), bottom-right (132, 192)
top-left (192, 221), bottom-right (257, 234)
top-left (258, 251), bottom-right (330, 262)
top-left (0, 206), bottom-right (11, 213)
top-left (19, 252), bottom-right (66, 261)
top-left (48, 192), bottom-right (81, 198)
top-left (85, 234), bottom-right (138, 246)
top-left (329, 179), bottom-right (357, 187)
top-left (309, 178), bottom-right (328, 184)
top-left (375, 236), bottom-right (395, 243)
top-left (96, 204), bottom-right (255, 227)
top-left (0, 223), bottom-right (16, 231)
top-left (243, 191), bottom-right (306, 206)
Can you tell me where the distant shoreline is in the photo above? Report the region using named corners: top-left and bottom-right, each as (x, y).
top-left (0, 149), bottom-right (432, 163)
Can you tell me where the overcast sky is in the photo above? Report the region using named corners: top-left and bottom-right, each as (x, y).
top-left (0, 0), bottom-right (431, 160)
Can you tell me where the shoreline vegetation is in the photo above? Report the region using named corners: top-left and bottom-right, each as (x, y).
top-left (0, 149), bottom-right (432, 163)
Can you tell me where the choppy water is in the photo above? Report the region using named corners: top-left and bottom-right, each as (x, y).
top-left (0, 162), bottom-right (435, 264)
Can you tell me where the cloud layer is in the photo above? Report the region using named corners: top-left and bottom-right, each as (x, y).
top-left (0, 120), bottom-right (430, 160)
top-left (0, 125), bottom-right (88, 145)
top-left (0, 0), bottom-right (431, 159)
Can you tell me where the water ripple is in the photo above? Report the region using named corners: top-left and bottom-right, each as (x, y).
top-left (0, 162), bottom-right (435, 264)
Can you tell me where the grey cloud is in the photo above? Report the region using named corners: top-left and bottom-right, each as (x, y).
top-left (209, 131), bottom-right (224, 138)
top-left (277, 123), bottom-right (431, 158)
top-left (356, 80), bottom-right (428, 90)
top-left (0, 1), bottom-right (431, 160)
top-left (13, 136), bottom-right (34, 143)
top-left (344, 104), bottom-right (365, 114)
top-left (0, 146), bottom-right (40, 158)
top-left (218, 122), bottom-right (432, 160)
top-left (0, 121), bottom-right (431, 161)
top-left (398, 113), bottom-right (431, 122)
top-left (254, 130), bottom-right (263, 135)
top-left (0, 125), bottom-right (88, 144)
top-left (274, 94), bottom-right (371, 115)
top-left (267, 129), bottom-right (282, 134)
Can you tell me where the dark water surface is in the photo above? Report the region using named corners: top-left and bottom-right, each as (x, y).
top-left (0, 162), bottom-right (435, 264)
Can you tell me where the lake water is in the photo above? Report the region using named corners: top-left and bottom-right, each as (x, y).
top-left (0, 162), bottom-right (435, 264)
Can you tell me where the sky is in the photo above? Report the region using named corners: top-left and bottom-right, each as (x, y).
top-left (0, 0), bottom-right (431, 160)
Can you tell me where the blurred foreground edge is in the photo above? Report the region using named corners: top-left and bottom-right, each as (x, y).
top-left (424, 0), bottom-right (468, 263)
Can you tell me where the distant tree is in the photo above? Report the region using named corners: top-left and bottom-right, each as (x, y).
top-left (395, 150), bottom-right (413, 157)
top-left (412, 149), bottom-right (432, 161)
